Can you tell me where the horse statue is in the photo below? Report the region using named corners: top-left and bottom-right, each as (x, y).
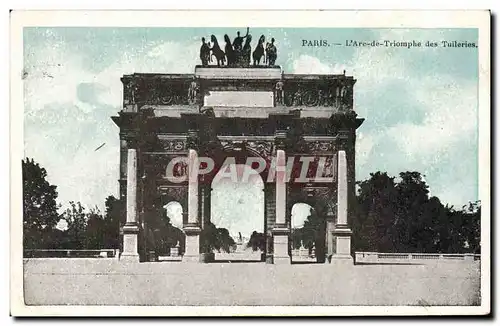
top-left (242, 34), bottom-right (252, 66)
top-left (224, 34), bottom-right (235, 66)
top-left (252, 35), bottom-right (265, 65)
top-left (210, 35), bottom-right (226, 66)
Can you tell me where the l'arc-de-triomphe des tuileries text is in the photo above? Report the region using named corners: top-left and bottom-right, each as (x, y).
top-left (112, 36), bottom-right (364, 264)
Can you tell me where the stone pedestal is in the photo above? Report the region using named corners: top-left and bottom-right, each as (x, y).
top-left (272, 225), bottom-right (291, 264)
top-left (195, 66), bottom-right (282, 80)
top-left (121, 224), bottom-right (140, 262)
top-left (183, 224), bottom-right (201, 262)
top-left (331, 226), bottom-right (353, 263)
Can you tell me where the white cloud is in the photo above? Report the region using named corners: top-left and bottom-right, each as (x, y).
top-left (24, 45), bottom-right (96, 113)
top-left (386, 76), bottom-right (477, 158)
top-left (24, 39), bottom-right (200, 210)
top-left (290, 31), bottom-right (478, 207)
top-left (356, 132), bottom-right (377, 167)
top-left (94, 41), bottom-right (200, 108)
top-left (292, 55), bottom-right (347, 75)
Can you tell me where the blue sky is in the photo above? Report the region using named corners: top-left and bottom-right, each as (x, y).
top-left (23, 27), bottom-right (478, 235)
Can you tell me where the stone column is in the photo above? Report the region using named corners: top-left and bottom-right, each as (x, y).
top-left (264, 184), bottom-right (275, 264)
top-left (121, 148), bottom-right (140, 262)
top-left (183, 149), bottom-right (201, 262)
top-left (272, 149), bottom-right (291, 264)
top-left (331, 150), bottom-right (353, 263)
top-left (200, 184), bottom-right (211, 230)
top-left (325, 218), bottom-right (335, 263)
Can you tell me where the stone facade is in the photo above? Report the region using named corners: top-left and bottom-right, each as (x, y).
top-left (112, 66), bottom-right (364, 264)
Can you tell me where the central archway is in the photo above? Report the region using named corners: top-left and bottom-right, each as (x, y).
top-left (210, 163), bottom-right (265, 262)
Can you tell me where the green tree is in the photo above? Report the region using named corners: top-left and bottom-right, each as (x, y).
top-left (302, 208), bottom-right (322, 251)
top-left (393, 172), bottom-right (431, 252)
top-left (22, 158), bottom-right (60, 249)
top-left (247, 231), bottom-right (266, 251)
top-left (152, 208), bottom-right (185, 255)
top-left (84, 207), bottom-right (105, 249)
top-left (62, 201), bottom-right (88, 249)
top-left (462, 201), bottom-right (481, 253)
top-left (200, 223), bottom-right (235, 253)
top-left (353, 171), bottom-right (480, 254)
top-left (353, 172), bottom-right (398, 252)
top-left (102, 196), bottom-right (123, 248)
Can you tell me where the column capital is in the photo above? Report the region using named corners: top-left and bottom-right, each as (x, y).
top-left (120, 131), bottom-right (140, 148)
top-left (187, 130), bottom-right (199, 150)
top-left (272, 224), bottom-right (290, 235)
top-left (274, 131), bottom-right (288, 150)
top-left (336, 130), bottom-right (350, 151)
top-left (183, 223), bottom-right (202, 235)
top-left (122, 223), bottom-right (140, 233)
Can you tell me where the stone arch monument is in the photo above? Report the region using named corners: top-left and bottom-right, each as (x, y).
top-left (112, 62), bottom-right (364, 264)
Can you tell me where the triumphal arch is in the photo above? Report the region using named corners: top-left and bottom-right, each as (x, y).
top-left (112, 41), bottom-right (363, 264)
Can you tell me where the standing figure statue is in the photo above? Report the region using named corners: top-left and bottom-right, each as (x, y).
top-left (210, 35), bottom-right (226, 66)
top-left (242, 35), bottom-right (252, 66)
top-left (199, 37), bottom-right (210, 66)
top-left (266, 38), bottom-right (277, 66)
top-left (188, 77), bottom-right (199, 105)
top-left (275, 80), bottom-right (284, 105)
top-left (233, 27), bottom-right (250, 66)
top-left (252, 35), bottom-right (265, 65)
top-left (233, 27), bottom-right (250, 52)
top-left (224, 34), bottom-right (235, 66)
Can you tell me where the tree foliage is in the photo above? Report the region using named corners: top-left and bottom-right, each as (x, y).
top-left (291, 208), bottom-right (323, 252)
top-left (247, 231), bottom-right (266, 252)
top-left (22, 158), bottom-right (60, 249)
top-left (201, 223), bottom-right (236, 253)
top-left (352, 171), bottom-right (481, 253)
top-left (151, 208), bottom-right (185, 255)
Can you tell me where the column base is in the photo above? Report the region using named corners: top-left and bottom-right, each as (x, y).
top-left (273, 256), bottom-right (291, 265)
top-left (182, 254), bottom-right (201, 263)
top-left (330, 254), bottom-right (354, 265)
top-left (265, 255), bottom-right (274, 264)
top-left (182, 224), bottom-right (201, 263)
top-left (121, 224), bottom-right (140, 263)
top-left (272, 225), bottom-right (290, 265)
top-left (120, 252), bottom-right (140, 263)
top-left (200, 252), bottom-right (215, 263)
top-left (332, 225), bottom-right (352, 259)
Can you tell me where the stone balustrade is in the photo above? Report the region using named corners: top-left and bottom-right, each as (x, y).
top-left (355, 252), bottom-right (480, 264)
top-left (23, 249), bottom-right (120, 259)
top-left (291, 242), bottom-right (316, 262)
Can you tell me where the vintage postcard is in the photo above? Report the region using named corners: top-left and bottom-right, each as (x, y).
top-left (10, 10), bottom-right (490, 316)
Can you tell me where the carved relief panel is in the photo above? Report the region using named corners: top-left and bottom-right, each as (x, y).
top-left (122, 76), bottom-right (194, 108)
top-left (281, 80), bottom-right (354, 110)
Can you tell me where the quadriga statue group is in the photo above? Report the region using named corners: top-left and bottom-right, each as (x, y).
top-left (199, 28), bottom-right (278, 67)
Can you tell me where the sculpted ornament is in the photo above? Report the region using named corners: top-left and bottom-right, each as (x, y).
top-left (159, 186), bottom-right (187, 205)
top-left (246, 141), bottom-right (274, 160)
top-left (307, 141), bottom-right (334, 153)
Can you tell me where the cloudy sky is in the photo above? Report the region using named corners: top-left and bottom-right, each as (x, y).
top-left (23, 27), bottom-right (478, 236)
